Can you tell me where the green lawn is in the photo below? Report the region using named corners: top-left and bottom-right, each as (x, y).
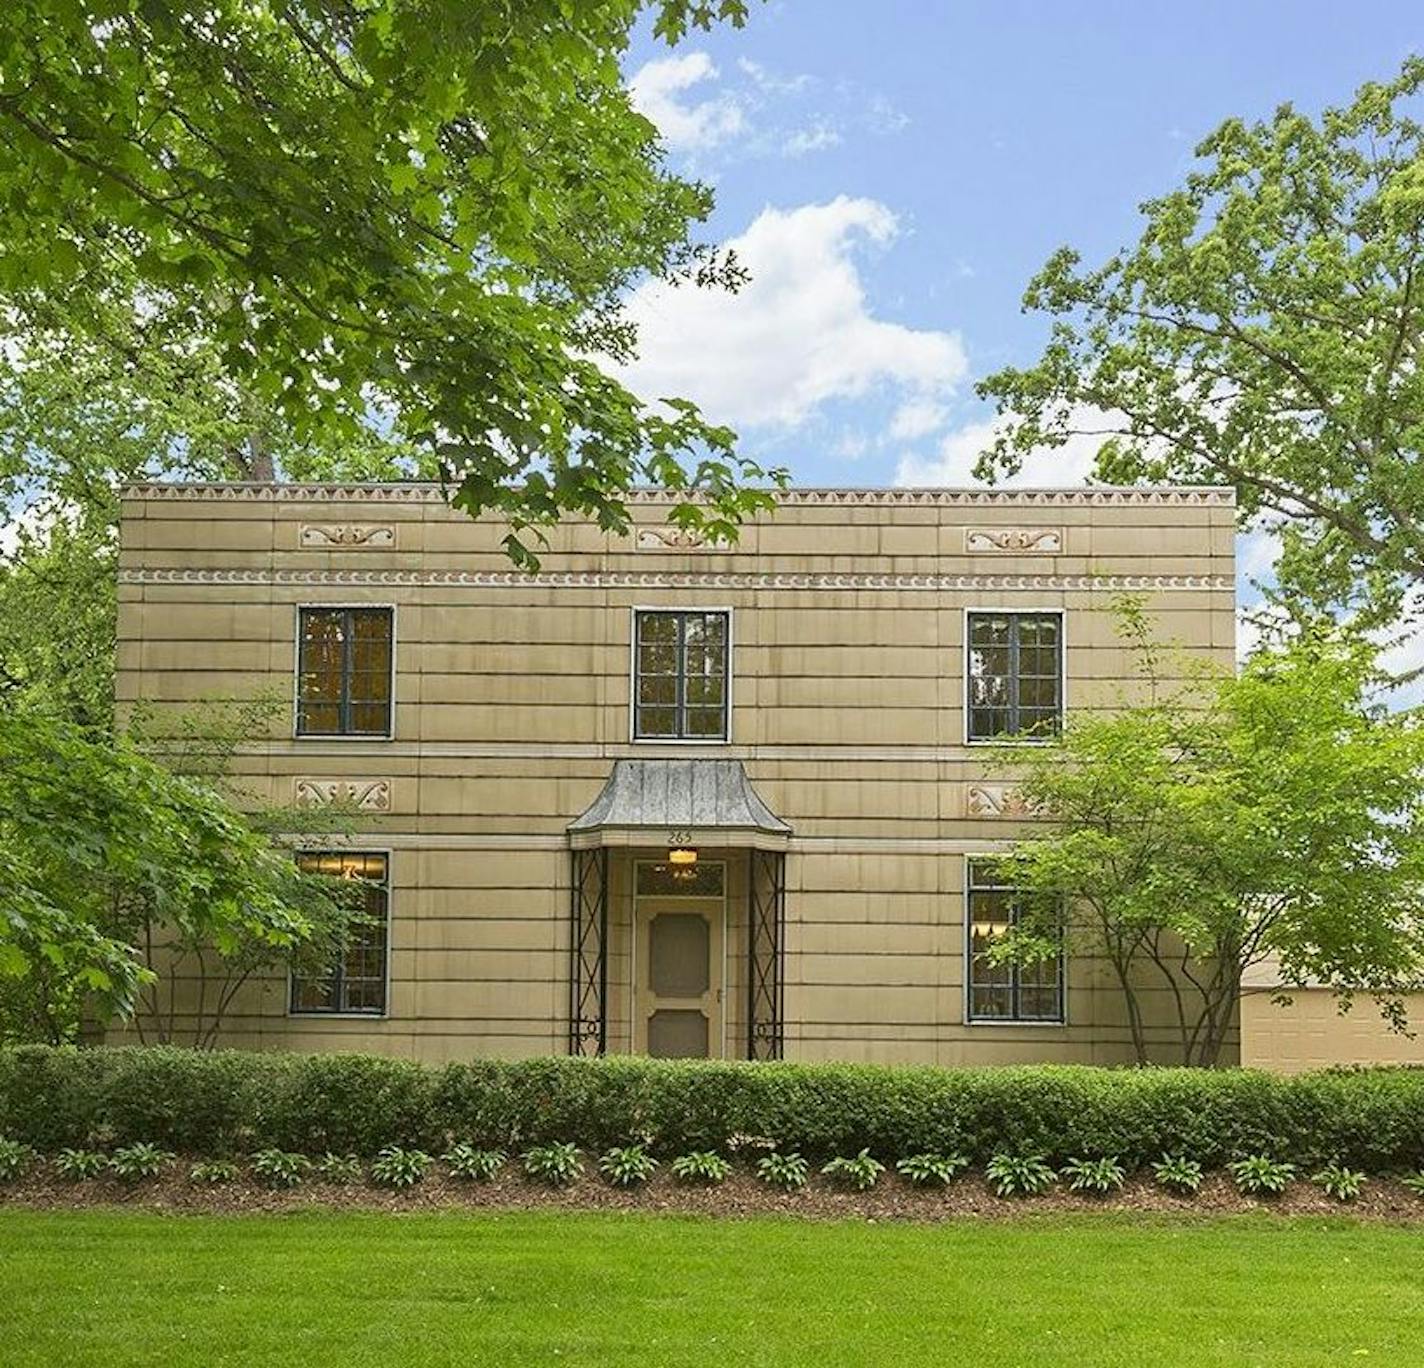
top-left (3, 1209), bottom-right (1423, 1366)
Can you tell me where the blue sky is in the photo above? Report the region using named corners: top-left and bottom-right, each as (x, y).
top-left (619, 1), bottom-right (1422, 494)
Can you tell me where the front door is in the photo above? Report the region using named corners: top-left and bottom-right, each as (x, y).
top-left (633, 862), bottom-right (725, 1058)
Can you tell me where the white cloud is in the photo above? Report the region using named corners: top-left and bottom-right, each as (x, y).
top-left (888, 399), bottom-right (950, 442)
top-left (782, 123), bottom-right (841, 157)
top-left (737, 58), bottom-right (811, 95)
top-left (629, 52), bottom-right (745, 152)
top-left (894, 406), bottom-right (1117, 487)
top-left (616, 196), bottom-right (968, 429)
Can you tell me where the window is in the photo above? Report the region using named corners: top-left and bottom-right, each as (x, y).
top-left (966, 859), bottom-right (1063, 1023)
top-left (967, 611), bottom-right (1061, 741)
top-left (290, 851), bottom-right (389, 1015)
top-left (633, 610), bottom-right (729, 740)
top-left (297, 607), bottom-right (393, 737)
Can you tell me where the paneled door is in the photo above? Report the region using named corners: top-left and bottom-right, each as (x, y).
top-left (634, 898), bottom-right (724, 1058)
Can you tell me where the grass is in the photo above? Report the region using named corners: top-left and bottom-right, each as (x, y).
top-left (3, 1209), bottom-right (1423, 1365)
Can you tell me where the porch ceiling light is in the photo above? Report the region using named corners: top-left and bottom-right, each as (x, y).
top-left (667, 846), bottom-right (698, 867)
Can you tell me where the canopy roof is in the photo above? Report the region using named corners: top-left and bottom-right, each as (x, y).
top-left (567, 759), bottom-right (791, 851)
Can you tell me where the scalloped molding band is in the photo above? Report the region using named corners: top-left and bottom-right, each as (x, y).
top-left (121, 482), bottom-right (1236, 507)
top-left (119, 567), bottom-right (1232, 592)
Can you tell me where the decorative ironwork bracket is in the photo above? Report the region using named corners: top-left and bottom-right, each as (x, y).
top-left (748, 848), bottom-right (786, 1060)
top-left (569, 848), bottom-right (609, 1056)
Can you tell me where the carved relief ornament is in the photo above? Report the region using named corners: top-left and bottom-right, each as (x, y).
top-left (293, 778), bottom-right (392, 811)
top-left (963, 528), bottom-right (1064, 554)
top-left (298, 523), bottom-right (397, 549)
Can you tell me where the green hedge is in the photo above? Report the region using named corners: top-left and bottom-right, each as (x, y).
top-left (2, 1046), bottom-right (1423, 1170)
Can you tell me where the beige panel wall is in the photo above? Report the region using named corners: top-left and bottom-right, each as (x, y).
top-left (112, 484), bottom-right (1237, 1065)
top-left (1241, 990), bottom-right (1424, 1073)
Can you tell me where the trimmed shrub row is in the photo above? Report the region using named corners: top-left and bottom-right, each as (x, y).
top-left (3, 1046), bottom-right (1424, 1170)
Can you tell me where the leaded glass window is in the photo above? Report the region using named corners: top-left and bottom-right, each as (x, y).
top-left (290, 851), bottom-right (389, 1015)
top-left (966, 859), bottom-right (1064, 1023)
top-left (967, 612), bottom-right (1061, 741)
top-left (634, 611), bottom-right (729, 740)
top-left (297, 607), bottom-right (393, 737)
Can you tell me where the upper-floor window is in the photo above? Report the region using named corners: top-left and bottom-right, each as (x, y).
top-left (967, 611), bottom-right (1061, 742)
top-left (966, 859), bottom-right (1064, 1023)
top-left (634, 610), bottom-right (729, 741)
top-left (290, 851), bottom-right (390, 1016)
top-left (296, 606), bottom-right (393, 737)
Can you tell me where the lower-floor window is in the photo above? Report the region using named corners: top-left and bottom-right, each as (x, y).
top-left (966, 859), bottom-right (1064, 1023)
top-left (290, 851), bottom-right (389, 1015)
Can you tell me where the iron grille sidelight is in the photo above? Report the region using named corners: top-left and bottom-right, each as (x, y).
top-left (568, 848), bottom-right (609, 1055)
top-left (747, 848), bottom-right (786, 1060)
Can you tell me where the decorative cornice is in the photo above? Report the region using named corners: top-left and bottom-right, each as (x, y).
top-left (965, 528), bottom-right (1064, 554)
top-left (119, 567), bottom-right (1232, 592)
top-left (298, 523), bottom-right (397, 549)
top-left (120, 481), bottom-right (1236, 508)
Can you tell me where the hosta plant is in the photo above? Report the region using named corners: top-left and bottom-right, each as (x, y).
top-left (1400, 1170), bottom-right (1424, 1197)
top-left (0, 1137), bottom-right (36, 1182)
top-left (1062, 1156), bottom-right (1126, 1195)
top-left (1312, 1163), bottom-right (1365, 1203)
top-left (251, 1149), bottom-right (311, 1189)
top-left (370, 1146), bottom-right (434, 1190)
top-left (443, 1143), bottom-right (506, 1183)
top-left (55, 1149), bottom-right (109, 1182)
top-left (895, 1153), bottom-right (971, 1188)
top-left (598, 1144), bottom-right (658, 1187)
top-left (1229, 1155), bottom-right (1296, 1196)
top-left (1151, 1154), bottom-right (1204, 1195)
top-left (820, 1148), bottom-right (886, 1192)
top-left (189, 1159), bottom-right (241, 1186)
top-left (755, 1151), bottom-right (810, 1191)
top-left (670, 1151), bottom-right (733, 1186)
top-left (109, 1142), bottom-right (174, 1182)
top-left (523, 1143), bottom-right (583, 1187)
top-left (986, 1154), bottom-right (1056, 1198)
top-left (314, 1153), bottom-right (363, 1185)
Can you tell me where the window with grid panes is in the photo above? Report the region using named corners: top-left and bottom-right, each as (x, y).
top-left (290, 852), bottom-right (389, 1015)
top-left (966, 859), bottom-right (1064, 1023)
top-left (966, 611), bottom-right (1061, 741)
top-left (296, 607), bottom-right (393, 736)
top-left (633, 611), bottom-right (729, 740)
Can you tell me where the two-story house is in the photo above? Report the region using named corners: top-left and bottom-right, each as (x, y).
top-left (114, 481), bottom-right (1237, 1065)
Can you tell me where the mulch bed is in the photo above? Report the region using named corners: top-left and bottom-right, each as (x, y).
top-left (5, 1164), bottom-right (1424, 1222)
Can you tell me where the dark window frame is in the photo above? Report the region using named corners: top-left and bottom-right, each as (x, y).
top-left (966, 610), bottom-right (1063, 742)
top-left (632, 609), bottom-right (731, 741)
top-left (295, 605), bottom-right (394, 738)
top-left (965, 858), bottom-right (1065, 1024)
top-left (289, 850), bottom-right (391, 1017)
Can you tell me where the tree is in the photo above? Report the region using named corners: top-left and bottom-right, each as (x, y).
top-left (0, 1), bottom-right (781, 564)
top-left (0, 709), bottom-right (363, 1045)
top-left (987, 603), bottom-right (1424, 1067)
top-left (976, 58), bottom-right (1424, 625)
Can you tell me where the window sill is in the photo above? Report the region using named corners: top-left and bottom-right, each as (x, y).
top-left (286, 1012), bottom-right (389, 1021)
top-left (964, 1018), bottom-right (1067, 1028)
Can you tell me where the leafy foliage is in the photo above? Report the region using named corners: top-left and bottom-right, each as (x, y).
top-left (1062, 1156), bottom-right (1126, 1195)
top-left (109, 1142), bottom-right (173, 1182)
top-left (976, 57), bottom-right (1424, 626)
top-left (990, 601), bottom-right (1424, 1066)
top-left (820, 1148), bottom-right (886, 1192)
top-left (189, 1159), bottom-right (241, 1186)
top-left (1229, 1156), bottom-right (1297, 1196)
top-left (895, 1153), bottom-right (971, 1187)
top-left (522, 1142), bottom-right (583, 1187)
top-left (598, 1144), bottom-right (659, 1188)
top-left (669, 1151), bottom-right (733, 1185)
top-left (54, 1148), bottom-right (108, 1181)
top-left (313, 1153), bottom-right (363, 1186)
top-left (0, 0), bottom-right (780, 568)
top-left (1312, 1163), bottom-right (1366, 1203)
top-left (0, 1135), bottom-right (36, 1181)
top-left (251, 1149), bottom-right (311, 1189)
top-left (986, 1154), bottom-right (1057, 1198)
top-left (1400, 1171), bottom-right (1424, 1197)
top-left (1151, 1155), bottom-right (1204, 1195)
top-left (755, 1152), bottom-right (810, 1191)
top-left (442, 1143), bottom-right (505, 1184)
top-left (370, 1146), bottom-right (434, 1190)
